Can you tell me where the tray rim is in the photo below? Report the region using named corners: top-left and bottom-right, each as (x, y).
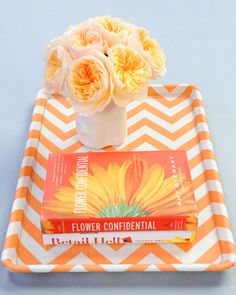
top-left (1, 83), bottom-right (236, 272)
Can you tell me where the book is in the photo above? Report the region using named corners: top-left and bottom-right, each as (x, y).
top-left (42, 230), bottom-right (196, 245)
top-left (41, 150), bottom-right (198, 244)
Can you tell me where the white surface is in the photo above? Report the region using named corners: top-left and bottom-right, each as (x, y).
top-left (0, 0), bottom-right (236, 294)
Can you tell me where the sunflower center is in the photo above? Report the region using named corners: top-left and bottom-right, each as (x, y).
top-left (99, 203), bottom-right (147, 217)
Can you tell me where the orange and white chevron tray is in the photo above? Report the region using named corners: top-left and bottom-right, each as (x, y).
top-left (2, 84), bottom-right (236, 272)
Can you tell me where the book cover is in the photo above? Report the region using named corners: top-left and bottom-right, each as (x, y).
top-left (41, 150), bottom-right (198, 243)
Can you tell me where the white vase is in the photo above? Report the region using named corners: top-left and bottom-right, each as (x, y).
top-left (75, 101), bottom-right (127, 149)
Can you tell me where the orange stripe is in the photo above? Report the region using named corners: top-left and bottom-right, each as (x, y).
top-left (51, 264), bottom-right (75, 272)
top-left (128, 102), bottom-right (194, 124)
top-left (32, 114), bottom-right (44, 122)
top-left (24, 147), bottom-right (37, 157)
top-left (189, 152), bottom-right (203, 169)
top-left (22, 217), bottom-right (44, 246)
top-left (35, 152), bottom-right (48, 169)
top-left (121, 243), bottom-right (180, 264)
top-left (3, 234), bottom-right (20, 249)
top-left (219, 240), bottom-right (236, 254)
top-left (32, 172), bottom-right (45, 191)
top-left (126, 264), bottom-right (150, 272)
top-left (195, 242), bottom-right (221, 263)
top-left (127, 102), bottom-right (173, 122)
top-left (45, 103), bottom-right (75, 124)
top-left (17, 242), bottom-right (41, 264)
top-left (195, 114), bottom-right (207, 124)
top-left (28, 130), bottom-right (41, 139)
top-left (2, 259), bottom-right (31, 272)
top-left (19, 166), bottom-right (33, 177)
top-left (9, 210), bottom-right (24, 222)
top-left (198, 131), bottom-right (211, 141)
top-left (28, 193), bottom-right (42, 215)
top-left (39, 134), bottom-right (82, 152)
top-left (192, 172), bottom-right (207, 191)
top-left (206, 260), bottom-right (235, 271)
top-left (43, 117), bottom-right (77, 140)
top-left (153, 86), bottom-right (194, 108)
top-left (48, 245), bottom-right (82, 265)
top-left (192, 98), bottom-right (204, 108)
top-left (197, 193), bottom-right (210, 212)
top-left (83, 264), bottom-right (106, 272)
top-left (15, 187), bottom-right (29, 199)
top-left (210, 191), bottom-right (225, 203)
top-left (80, 245), bottom-right (112, 264)
top-left (108, 244), bottom-right (125, 251)
top-left (214, 215), bottom-right (231, 229)
top-left (51, 93), bottom-right (72, 108)
top-left (121, 134), bottom-right (170, 151)
top-left (156, 264), bottom-right (177, 271)
top-left (205, 169), bottom-right (220, 181)
top-left (163, 84), bottom-right (178, 92)
top-left (201, 149), bottom-right (215, 160)
top-left (128, 118), bottom-right (196, 141)
top-left (35, 98), bottom-right (47, 107)
top-left (178, 135), bottom-right (200, 151)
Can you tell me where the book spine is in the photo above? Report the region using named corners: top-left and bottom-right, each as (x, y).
top-left (41, 215), bottom-right (197, 234)
top-left (42, 230), bottom-right (196, 245)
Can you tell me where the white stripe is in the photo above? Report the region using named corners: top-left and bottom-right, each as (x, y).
top-left (144, 264), bottom-right (160, 271)
top-left (48, 99), bottom-right (74, 116)
top-left (69, 265), bottom-right (88, 272)
top-left (36, 88), bottom-right (48, 100)
top-left (203, 159), bottom-right (218, 170)
top-left (211, 203), bottom-right (229, 217)
top-left (5, 222), bottom-right (22, 237)
top-left (127, 109), bottom-right (195, 132)
top-left (44, 109), bottom-right (75, 132)
top-left (216, 227), bottom-right (235, 244)
top-left (92, 244), bottom-right (140, 264)
top-left (199, 140), bottom-right (214, 151)
top-left (101, 264), bottom-right (131, 272)
top-left (1, 248), bottom-right (17, 263)
top-left (28, 265), bottom-right (56, 272)
top-left (16, 176), bottom-right (31, 189)
top-left (173, 264), bottom-right (208, 271)
top-left (40, 125), bottom-right (78, 148)
top-left (206, 180), bottom-right (223, 193)
top-left (34, 105), bottom-right (45, 115)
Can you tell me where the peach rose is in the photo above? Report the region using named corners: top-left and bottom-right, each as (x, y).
top-left (65, 21), bottom-right (108, 58)
top-left (44, 42), bottom-right (71, 93)
top-left (92, 16), bottom-right (135, 48)
top-left (64, 51), bottom-right (112, 117)
top-left (128, 28), bottom-right (166, 79)
top-left (108, 44), bottom-right (152, 107)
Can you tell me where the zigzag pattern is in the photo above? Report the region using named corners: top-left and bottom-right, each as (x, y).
top-left (1, 85), bottom-right (236, 272)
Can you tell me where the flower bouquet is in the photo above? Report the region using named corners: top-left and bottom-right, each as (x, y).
top-left (44, 16), bottom-right (166, 148)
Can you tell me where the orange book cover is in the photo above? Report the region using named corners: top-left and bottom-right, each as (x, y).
top-left (41, 150), bottom-right (198, 242)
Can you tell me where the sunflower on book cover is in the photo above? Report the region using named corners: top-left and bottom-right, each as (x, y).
top-left (43, 156), bottom-right (196, 229)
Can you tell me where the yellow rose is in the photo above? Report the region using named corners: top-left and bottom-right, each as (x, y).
top-left (44, 43), bottom-right (71, 93)
top-left (128, 28), bottom-right (166, 79)
top-left (108, 44), bottom-right (152, 107)
top-left (65, 21), bottom-right (108, 58)
top-left (93, 16), bottom-right (135, 48)
top-left (64, 51), bottom-right (112, 116)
